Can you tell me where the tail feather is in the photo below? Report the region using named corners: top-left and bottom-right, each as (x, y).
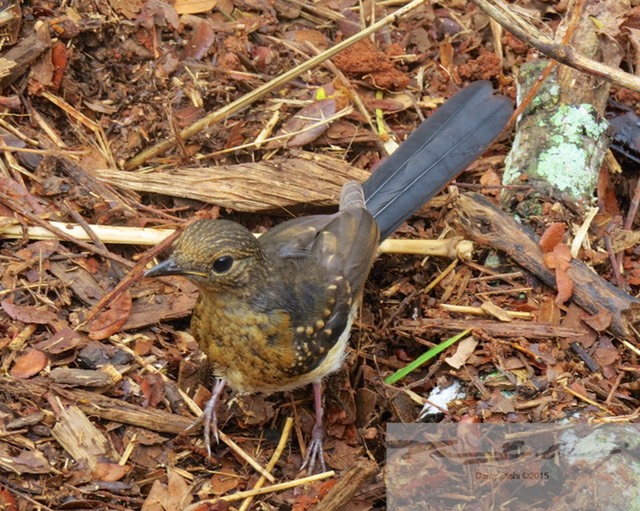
top-left (363, 81), bottom-right (513, 240)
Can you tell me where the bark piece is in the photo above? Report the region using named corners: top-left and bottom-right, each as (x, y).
top-left (455, 193), bottom-right (640, 338)
top-left (99, 152), bottom-right (369, 213)
top-left (310, 459), bottom-right (378, 511)
top-left (0, 24), bottom-right (50, 90)
top-left (0, 376), bottom-right (195, 435)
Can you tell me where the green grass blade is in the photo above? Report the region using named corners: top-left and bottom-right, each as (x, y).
top-left (384, 329), bottom-right (472, 385)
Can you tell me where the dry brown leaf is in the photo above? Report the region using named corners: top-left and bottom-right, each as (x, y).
top-left (480, 168), bottom-right (501, 197)
top-left (141, 470), bottom-right (192, 511)
top-left (539, 222), bottom-right (565, 253)
top-left (594, 339), bottom-right (619, 366)
top-left (0, 442), bottom-right (52, 474)
top-left (89, 291), bottom-right (133, 340)
top-left (174, 0), bottom-right (217, 15)
top-left (10, 349), bottom-right (48, 379)
top-left (552, 244), bottom-right (573, 304)
top-left (183, 19), bottom-right (214, 60)
top-left (444, 336), bottom-right (478, 369)
top-left (94, 462), bottom-right (131, 482)
top-left (209, 460), bottom-right (240, 496)
top-left (280, 98), bottom-right (338, 147)
top-left (284, 29), bottom-right (329, 49)
top-left (581, 309), bottom-right (613, 332)
top-left (1, 300), bottom-right (57, 324)
top-left (34, 327), bottom-right (88, 354)
top-left (141, 373), bottom-right (166, 408)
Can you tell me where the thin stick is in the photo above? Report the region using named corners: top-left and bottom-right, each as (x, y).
top-left (183, 471), bottom-right (335, 509)
top-left (439, 303), bottom-right (533, 319)
top-left (217, 429), bottom-right (276, 483)
top-left (0, 220), bottom-right (471, 258)
top-left (239, 417), bottom-right (295, 511)
top-left (0, 196), bottom-right (133, 267)
top-left (561, 385), bottom-right (614, 415)
top-left (473, 0), bottom-right (640, 92)
top-left (124, 0), bottom-right (429, 169)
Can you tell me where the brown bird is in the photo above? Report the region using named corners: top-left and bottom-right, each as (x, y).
top-left (145, 81), bottom-right (513, 472)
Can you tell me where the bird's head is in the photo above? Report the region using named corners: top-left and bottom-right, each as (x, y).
top-left (145, 219), bottom-right (266, 290)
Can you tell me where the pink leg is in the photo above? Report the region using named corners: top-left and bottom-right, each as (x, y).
top-left (301, 381), bottom-right (327, 473)
top-left (187, 378), bottom-right (227, 456)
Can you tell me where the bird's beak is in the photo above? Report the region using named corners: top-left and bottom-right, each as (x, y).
top-left (144, 258), bottom-right (185, 277)
top-left (144, 258), bottom-right (209, 279)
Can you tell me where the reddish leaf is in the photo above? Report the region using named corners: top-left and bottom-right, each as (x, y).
top-left (209, 460), bottom-right (240, 496)
top-left (89, 291), bottom-right (133, 340)
top-left (553, 243), bottom-right (572, 268)
top-left (284, 29), bottom-right (329, 49)
top-left (136, 0), bottom-right (180, 30)
top-left (34, 327), bottom-right (88, 354)
top-left (94, 462), bottom-right (130, 482)
top-left (174, 105), bottom-right (204, 127)
top-left (134, 337), bottom-right (154, 355)
top-left (141, 470), bottom-right (192, 511)
top-left (183, 19), bottom-right (214, 60)
top-left (539, 222), bottom-right (566, 253)
top-left (10, 349), bottom-right (48, 379)
top-left (365, 97), bottom-right (408, 112)
top-left (537, 297), bottom-right (561, 325)
top-left (0, 486), bottom-right (18, 511)
top-left (581, 309), bottom-right (613, 332)
top-left (543, 244), bottom-right (573, 305)
top-left (1, 300), bottom-right (57, 324)
top-left (598, 163), bottom-right (622, 217)
top-left (51, 41), bottom-right (68, 90)
top-left (628, 267), bottom-right (640, 285)
top-left (141, 373), bottom-right (165, 408)
top-left (554, 244), bottom-right (573, 304)
top-left (0, 178), bottom-right (45, 214)
top-left (594, 338), bottom-right (619, 366)
top-left (480, 168), bottom-right (501, 197)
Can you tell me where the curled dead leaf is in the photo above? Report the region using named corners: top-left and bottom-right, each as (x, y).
top-left (88, 291), bottom-right (133, 340)
top-left (539, 222), bottom-right (566, 253)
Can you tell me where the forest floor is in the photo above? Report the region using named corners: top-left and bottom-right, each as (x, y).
top-left (1, 0), bottom-right (640, 510)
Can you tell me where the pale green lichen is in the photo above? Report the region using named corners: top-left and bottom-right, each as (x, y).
top-left (535, 104), bottom-right (607, 200)
top-left (504, 103), bottom-right (608, 203)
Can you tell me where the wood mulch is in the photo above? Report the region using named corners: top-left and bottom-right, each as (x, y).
top-left (0, 0), bottom-right (639, 509)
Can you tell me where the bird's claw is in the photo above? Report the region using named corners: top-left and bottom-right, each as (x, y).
top-left (187, 378), bottom-right (226, 457)
top-left (301, 421), bottom-right (327, 474)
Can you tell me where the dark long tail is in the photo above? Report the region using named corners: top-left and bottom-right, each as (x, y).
top-left (363, 81), bottom-right (513, 240)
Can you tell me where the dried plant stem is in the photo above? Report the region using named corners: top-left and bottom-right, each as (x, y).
top-left (238, 417), bottom-right (295, 511)
top-left (183, 471), bottom-right (335, 508)
top-left (0, 221), bottom-right (472, 259)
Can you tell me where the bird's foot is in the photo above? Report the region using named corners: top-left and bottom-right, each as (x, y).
top-left (301, 381), bottom-right (327, 473)
top-left (186, 378), bottom-right (227, 457)
top-left (301, 420), bottom-right (327, 474)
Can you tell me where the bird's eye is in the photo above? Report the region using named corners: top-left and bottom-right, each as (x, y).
top-left (212, 255), bottom-right (233, 274)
